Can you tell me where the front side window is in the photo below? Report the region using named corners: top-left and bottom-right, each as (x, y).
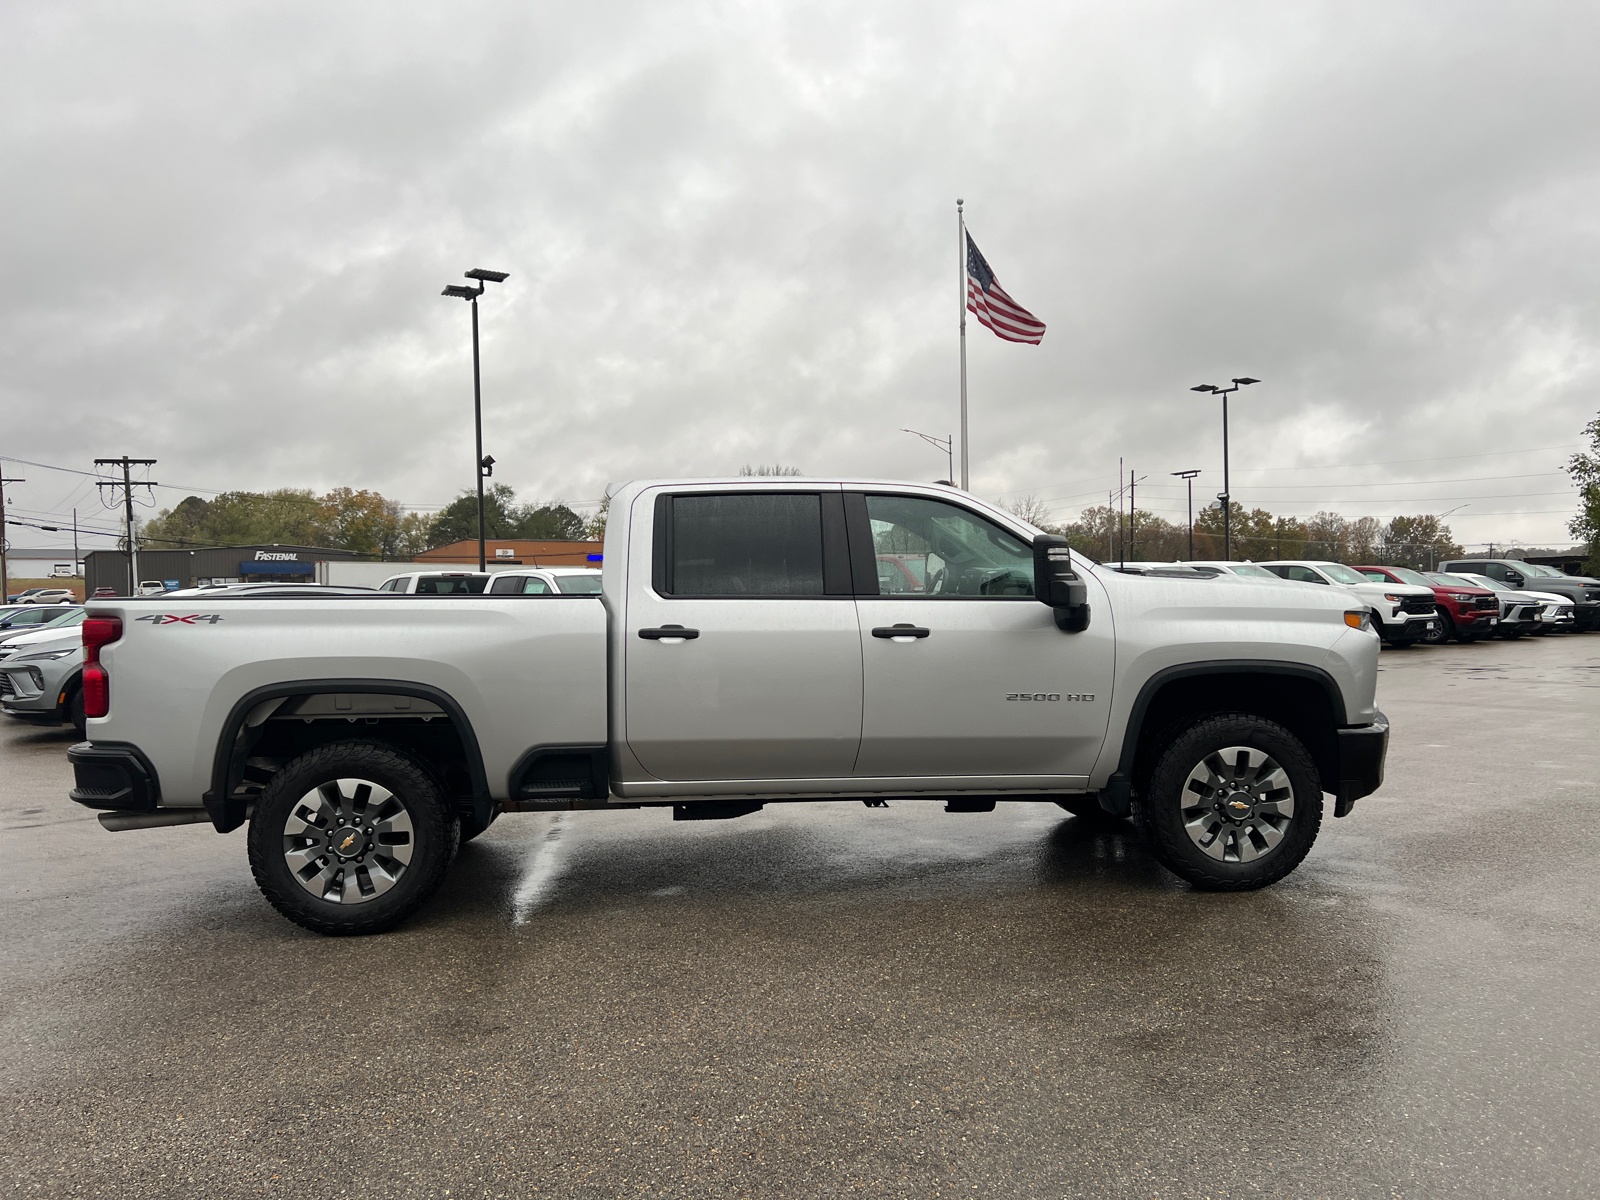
top-left (551, 574), bottom-right (603, 594)
top-left (1281, 566), bottom-right (1327, 584)
top-left (670, 493), bottom-right (825, 596)
top-left (862, 495), bottom-right (1033, 598)
top-left (490, 575), bottom-right (550, 595)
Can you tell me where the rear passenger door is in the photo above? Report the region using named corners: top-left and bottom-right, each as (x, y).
top-left (624, 489), bottom-right (863, 782)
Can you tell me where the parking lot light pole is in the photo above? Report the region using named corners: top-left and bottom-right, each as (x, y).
top-left (1190, 378), bottom-right (1258, 559)
top-left (442, 269), bottom-right (510, 572)
top-left (901, 428), bottom-right (955, 483)
top-left (1171, 469), bottom-right (1201, 559)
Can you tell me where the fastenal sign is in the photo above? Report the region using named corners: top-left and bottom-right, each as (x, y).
top-left (253, 552), bottom-right (300, 561)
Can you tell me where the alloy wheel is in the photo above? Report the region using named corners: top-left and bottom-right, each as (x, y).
top-left (282, 778), bottom-right (416, 904)
top-left (1179, 746), bottom-right (1295, 863)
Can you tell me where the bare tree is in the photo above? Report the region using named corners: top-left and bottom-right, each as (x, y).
top-left (738, 464), bottom-right (803, 476)
top-left (1001, 494), bottom-right (1056, 530)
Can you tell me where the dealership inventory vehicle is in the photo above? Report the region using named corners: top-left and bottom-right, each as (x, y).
top-left (1354, 566), bottom-right (1498, 644)
top-left (17, 587), bottom-right (76, 605)
top-left (0, 620), bottom-right (87, 733)
top-left (1185, 561), bottom-right (1285, 581)
top-left (1429, 573), bottom-right (1543, 638)
top-left (0, 604), bottom-right (75, 634)
top-left (1259, 561), bottom-right (1437, 647)
top-left (66, 478), bottom-right (1390, 935)
top-left (0, 604), bottom-right (82, 647)
top-left (1437, 559), bottom-right (1600, 631)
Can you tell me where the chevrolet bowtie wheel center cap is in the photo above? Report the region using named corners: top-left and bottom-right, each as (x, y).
top-left (334, 828), bottom-right (369, 859)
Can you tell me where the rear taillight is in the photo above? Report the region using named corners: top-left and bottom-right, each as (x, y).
top-left (81, 616), bottom-right (122, 719)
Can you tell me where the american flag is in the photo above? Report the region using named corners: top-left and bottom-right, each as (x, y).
top-left (966, 233), bottom-right (1046, 344)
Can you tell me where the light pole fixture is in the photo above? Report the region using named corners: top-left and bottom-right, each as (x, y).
top-left (441, 268), bottom-right (510, 571)
top-left (901, 428), bottom-right (955, 483)
top-left (1190, 377), bottom-right (1259, 559)
top-left (1171, 469), bottom-right (1201, 560)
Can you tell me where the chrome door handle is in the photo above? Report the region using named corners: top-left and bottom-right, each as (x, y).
top-left (871, 624), bottom-right (930, 639)
top-left (638, 625), bottom-right (700, 640)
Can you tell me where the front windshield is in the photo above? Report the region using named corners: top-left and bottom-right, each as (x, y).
top-left (1447, 573), bottom-right (1500, 591)
top-left (1229, 564), bottom-right (1278, 578)
top-left (1385, 567), bottom-right (1435, 587)
top-left (1320, 564), bottom-right (1370, 586)
top-left (551, 575), bottom-right (603, 594)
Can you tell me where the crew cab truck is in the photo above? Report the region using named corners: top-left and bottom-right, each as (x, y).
top-left (66, 478), bottom-right (1390, 935)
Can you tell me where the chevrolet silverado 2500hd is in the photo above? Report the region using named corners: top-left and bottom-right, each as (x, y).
top-left (66, 478), bottom-right (1389, 934)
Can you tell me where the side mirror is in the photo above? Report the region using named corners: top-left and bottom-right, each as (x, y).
top-left (1507, 573), bottom-right (1523, 586)
top-left (1032, 535), bottom-right (1090, 632)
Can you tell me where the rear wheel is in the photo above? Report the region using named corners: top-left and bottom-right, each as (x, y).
top-left (67, 685), bottom-right (85, 735)
top-left (247, 741), bottom-right (458, 936)
top-left (1137, 713), bottom-right (1323, 891)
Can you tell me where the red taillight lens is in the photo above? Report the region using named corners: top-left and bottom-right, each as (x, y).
top-left (82, 663), bottom-right (110, 718)
top-left (83, 617), bottom-right (122, 657)
top-left (81, 616), bottom-right (121, 719)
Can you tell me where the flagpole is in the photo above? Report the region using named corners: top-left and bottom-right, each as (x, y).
top-left (957, 198), bottom-right (969, 490)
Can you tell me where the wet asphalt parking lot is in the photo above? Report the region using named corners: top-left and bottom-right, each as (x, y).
top-left (3, 635), bottom-right (1599, 1199)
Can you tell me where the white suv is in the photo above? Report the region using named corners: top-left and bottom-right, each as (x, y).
top-left (377, 568), bottom-right (603, 596)
top-left (1260, 560), bottom-right (1439, 648)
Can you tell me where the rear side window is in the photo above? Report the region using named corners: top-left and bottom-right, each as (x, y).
top-left (489, 575), bottom-right (551, 595)
top-left (664, 493), bottom-right (826, 596)
top-left (414, 576), bottom-right (489, 594)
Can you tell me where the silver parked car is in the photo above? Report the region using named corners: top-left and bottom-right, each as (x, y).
top-left (0, 605), bottom-right (83, 648)
top-left (0, 619), bottom-right (87, 733)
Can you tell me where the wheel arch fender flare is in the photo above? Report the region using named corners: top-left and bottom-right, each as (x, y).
top-left (204, 678), bottom-right (491, 834)
top-left (1101, 660), bottom-right (1348, 816)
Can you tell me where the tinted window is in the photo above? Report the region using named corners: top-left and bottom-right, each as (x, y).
top-left (671, 494), bottom-right (824, 596)
top-left (863, 495), bottom-right (1033, 598)
top-left (551, 574), bottom-right (602, 594)
top-left (1284, 566), bottom-right (1326, 584)
top-left (414, 576), bottom-right (490, 594)
top-left (489, 575), bottom-right (550, 594)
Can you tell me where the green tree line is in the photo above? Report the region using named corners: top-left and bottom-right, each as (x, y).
top-left (1008, 496), bottom-right (1467, 569)
top-left (139, 485), bottom-right (599, 559)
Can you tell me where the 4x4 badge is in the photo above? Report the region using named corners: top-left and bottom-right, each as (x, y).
top-left (134, 614), bottom-right (225, 625)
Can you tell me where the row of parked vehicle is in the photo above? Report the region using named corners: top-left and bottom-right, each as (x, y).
top-left (3, 586), bottom-right (77, 605)
top-left (0, 567), bottom-right (607, 734)
top-left (1113, 557), bottom-right (1599, 646)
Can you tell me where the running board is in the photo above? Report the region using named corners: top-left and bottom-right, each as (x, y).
top-left (98, 809), bottom-right (216, 832)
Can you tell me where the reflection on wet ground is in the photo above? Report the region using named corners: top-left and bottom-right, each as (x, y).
top-left (2, 637), bottom-right (1598, 1197)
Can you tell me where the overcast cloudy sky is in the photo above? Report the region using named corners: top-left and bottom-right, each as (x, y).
top-left (3, 0), bottom-right (1597, 550)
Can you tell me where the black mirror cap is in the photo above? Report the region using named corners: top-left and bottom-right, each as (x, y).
top-left (1033, 534), bottom-right (1092, 631)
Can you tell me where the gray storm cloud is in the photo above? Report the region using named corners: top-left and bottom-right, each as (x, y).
top-left (2, 0), bottom-right (1596, 545)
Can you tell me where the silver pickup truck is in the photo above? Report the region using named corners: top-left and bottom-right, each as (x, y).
top-left (66, 478), bottom-right (1389, 935)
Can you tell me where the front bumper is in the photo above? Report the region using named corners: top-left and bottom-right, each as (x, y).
top-left (67, 742), bottom-right (162, 811)
top-left (1333, 711), bottom-right (1389, 817)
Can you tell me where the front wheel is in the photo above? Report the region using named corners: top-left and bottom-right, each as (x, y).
top-left (1422, 619), bottom-right (1451, 646)
top-left (1137, 713), bottom-right (1323, 891)
top-left (247, 741), bottom-right (458, 935)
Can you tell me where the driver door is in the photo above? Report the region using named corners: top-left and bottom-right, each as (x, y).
top-left (848, 492), bottom-right (1113, 780)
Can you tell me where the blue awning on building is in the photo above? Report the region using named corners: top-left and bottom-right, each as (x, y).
top-left (240, 560), bottom-right (312, 575)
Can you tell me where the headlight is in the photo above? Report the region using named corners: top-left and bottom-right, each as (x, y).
top-left (1447, 593), bottom-right (1474, 602)
top-left (1383, 593), bottom-right (1403, 602)
top-left (1344, 610), bottom-right (1373, 631)
top-left (14, 648), bottom-right (77, 661)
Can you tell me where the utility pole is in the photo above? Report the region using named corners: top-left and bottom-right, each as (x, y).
top-left (95, 457), bottom-right (158, 596)
top-left (0, 469), bottom-right (25, 603)
top-left (1172, 470), bottom-right (1201, 560)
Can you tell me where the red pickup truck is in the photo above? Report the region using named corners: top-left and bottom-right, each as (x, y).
top-left (1355, 565), bottom-right (1498, 644)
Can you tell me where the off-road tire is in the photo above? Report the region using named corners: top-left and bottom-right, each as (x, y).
top-left (247, 741), bottom-right (457, 936)
top-left (1137, 712), bottom-right (1323, 891)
